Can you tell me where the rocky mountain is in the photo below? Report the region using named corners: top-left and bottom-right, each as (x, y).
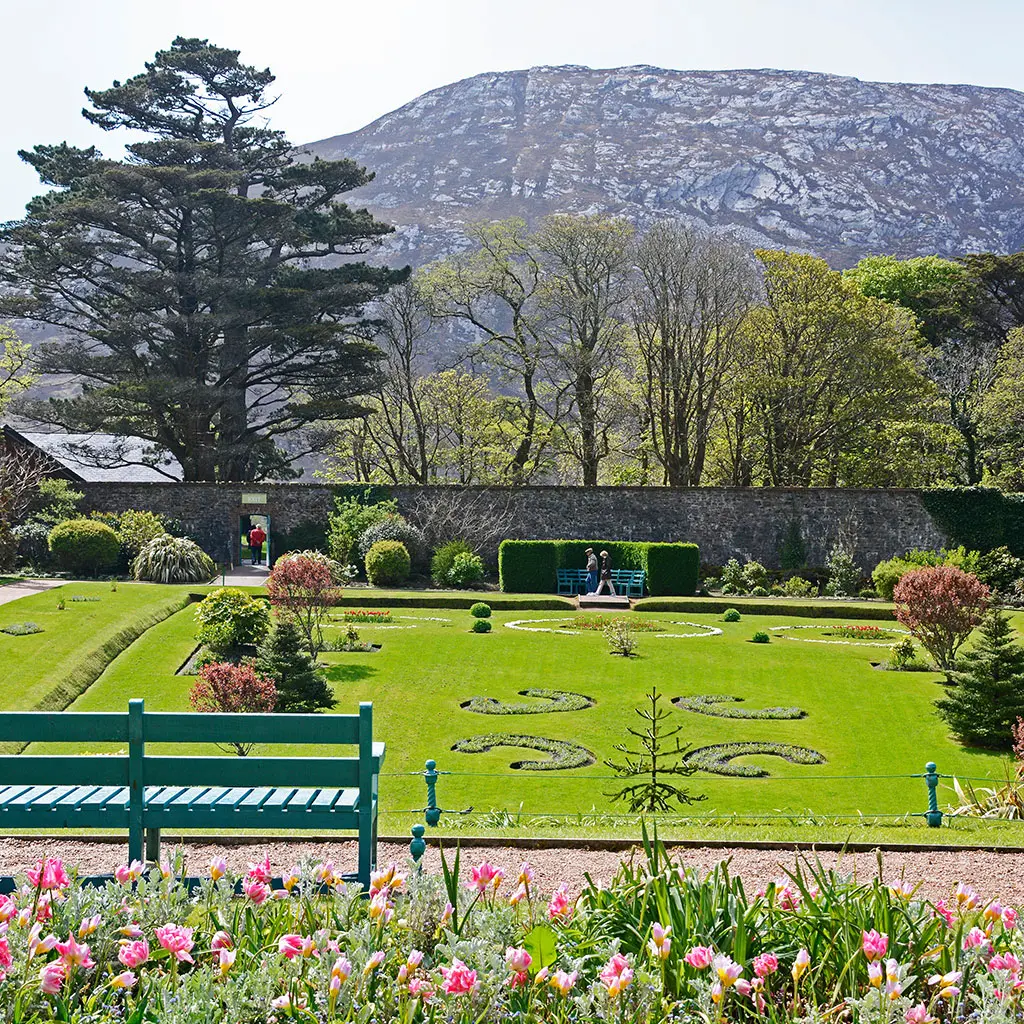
top-left (308, 66), bottom-right (1024, 268)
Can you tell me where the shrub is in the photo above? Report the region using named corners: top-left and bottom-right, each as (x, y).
top-left (365, 540), bottom-right (411, 587)
top-left (110, 509), bottom-right (169, 558)
top-left (358, 518), bottom-right (426, 568)
top-left (720, 558), bottom-right (746, 593)
top-left (194, 588), bottom-right (270, 652)
top-left (446, 550), bottom-right (485, 587)
top-left (673, 694), bottom-right (806, 720)
top-left (824, 546), bottom-right (861, 597)
top-left (604, 620), bottom-right (638, 656)
top-left (886, 636), bottom-right (918, 669)
top-left (471, 618), bottom-right (492, 633)
top-left (254, 619), bottom-right (336, 714)
top-left (781, 575), bottom-right (816, 598)
top-left (750, 585), bottom-right (770, 597)
top-left (275, 548), bottom-right (354, 585)
top-left (462, 688), bottom-right (594, 714)
top-left (1, 621), bottom-right (42, 636)
top-left (498, 540), bottom-right (559, 593)
top-left (189, 663), bottom-right (277, 756)
top-left (132, 535), bottom-right (215, 584)
top-left (975, 545), bottom-right (1024, 595)
top-left (778, 520), bottom-right (807, 570)
top-left (723, 608), bottom-right (741, 622)
top-left (742, 561), bottom-right (769, 592)
top-left (267, 554), bottom-right (340, 657)
top-left (326, 492), bottom-right (397, 566)
top-left (452, 733), bottom-right (594, 769)
top-left (431, 539), bottom-right (475, 585)
top-left (873, 546), bottom-right (982, 601)
top-left (644, 542), bottom-right (700, 597)
top-left (751, 631), bottom-right (770, 643)
top-left (470, 602), bottom-right (491, 618)
top-left (47, 519), bottom-right (121, 575)
top-left (893, 565), bottom-right (990, 673)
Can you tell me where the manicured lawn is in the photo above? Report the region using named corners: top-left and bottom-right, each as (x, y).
top-left (38, 602), bottom-right (1017, 839)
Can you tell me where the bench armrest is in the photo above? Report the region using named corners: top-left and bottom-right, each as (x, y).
top-left (372, 742), bottom-right (386, 772)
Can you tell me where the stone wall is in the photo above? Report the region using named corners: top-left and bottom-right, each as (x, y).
top-left (77, 482), bottom-right (949, 570)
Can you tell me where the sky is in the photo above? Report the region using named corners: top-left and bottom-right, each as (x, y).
top-left (2, 0), bottom-right (1024, 219)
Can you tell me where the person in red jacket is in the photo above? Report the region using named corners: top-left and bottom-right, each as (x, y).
top-left (247, 524), bottom-right (266, 565)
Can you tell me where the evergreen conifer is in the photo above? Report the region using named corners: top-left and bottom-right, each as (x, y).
top-left (935, 605), bottom-right (1024, 749)
top-left (255, 620), bottom-right (336, 714)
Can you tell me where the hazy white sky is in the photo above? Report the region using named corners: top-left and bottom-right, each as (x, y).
top-left (2, 0), bottom-right (1022, 219)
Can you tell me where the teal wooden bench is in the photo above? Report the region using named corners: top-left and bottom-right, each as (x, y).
top-left (0, 699), bottom-right (384, 889)
top-left (557, 567), bottom-right (646, 597)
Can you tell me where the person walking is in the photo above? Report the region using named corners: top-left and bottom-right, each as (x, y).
top-left (595, 549), bottom-right (617, 595)
top-left (248, 523), bottom-right (266, 566)
top-left (585, 547), bottom-right (599, 594)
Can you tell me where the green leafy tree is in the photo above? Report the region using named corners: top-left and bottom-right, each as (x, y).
top-left (0, 37), bottom-right (404, 481)
top-left (936, 606), bottom-right (1024, 749)
top-left (255, 619), bottom-right (336, 714)
top-left (604, 687), bottom-right (705, 812)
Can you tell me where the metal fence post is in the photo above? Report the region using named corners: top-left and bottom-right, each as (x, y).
top-left (924, 761), bottom-right (942, 827)
top-left (424, 759), bottom-right (441, 826)
top-left (409, 824), bottom-right (426, 869)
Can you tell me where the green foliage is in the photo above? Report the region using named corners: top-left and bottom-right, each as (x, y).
top-left (873, 546), bottom-right (981, 601)
top-left (274, 549), bottom-right (353, 585)
top-left (1, 621), bottom-right (42, 636)
top-left (358, 517), bottom-right (426, 567)
top-left (452, 733), bottom-right (594, 769)
top-left (604, 688), bottom-right (704, 812)
top-left (974, 546), bottom-right (1024, 595)
top-left (28, 477), bottom-right (83, 527)
top-left (461, 688), bottom-right (594, 714)
top-left (95, 508), bottom-right (169, 559)
top-left (643, 542), bottom-right (700, 597)
top-left (673, 694), bottom-right (806, 719)
top-left (720, 558), bottom-right (746, 593)
top-left (47, 518), bottom-right (121, 575)
top-left (604, 619), bottom-right (638, 656)
top-left (750, 585), bottom-right (770, 597)
top-left (887, 637), bottom-right (919, 669)
top-left (683, 741), bottom-right (827, 776)
top-left (778, 520), bottom-right (808, 570)
top-left (447, 550), bottom-right (485, 587)
top-left (365, 540), bottom-right (411, 587)
top-left (498, 540), bottom-right (559, 593)
top-left (327, 492), bottom-right (399, 566)
top-left (921, 488), bottom-right (1024, 557)
top-left (469, 602), bottom-right (491, 618)
top-left (132, 535), bottom-right (215, 584)
top-left (254, 619), bottom-right (336, 714)
top-left (722, 608), bottom-right (741, 622)
top-left (742, 560), bottom-right (769, 591)
top-left (824, 546), bottom-right (861, 597)
top-left (471, 618), bottom-right (492, 633)
top-left (751, 630), bottom-right (770, 643)
top-left (781, 575), bottom-right (817, 598)
top-left (935, 606), bottom-right (1024, 749)
top-left (431, 539), bottom-right (475, 586)
top-left (194, 588), bottom-right (270, 652)
top-left (271, 519), bottom-right (327, 561)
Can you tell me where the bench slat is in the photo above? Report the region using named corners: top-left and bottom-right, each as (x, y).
top-left (166, 787), bottom-right (211, 810)
top-left (79, 786), bottom-right (127, 809)
top-left (0, 786), bottom-right (33, 807)
top-left (214, 788), bottom-right (252, 810)
top-left (142, 713), bottom-right (361, 746)
top-left (0, 756), bottom-right (128, 788)
top-left (0, 713), bottom-right (129, 743)
top-left (5, 785), bottom-right (57, 809)
top-left (192, 788), bottom-right (230, 810)
top-left (331, 789), bottom-right (359, 812)
top-left (145, 787), bottom-right (184, 808)
top-left (285, 789), bottom-right (318, 811)
top-left (261, 788), bottom-right (296, 810)
top-left (55, 786), bottom-right (101, 809)
top-left (239, 788), bottom-right (274, 810)
top-left (29, 785), bottom-right (77, 809)
top-left (143, 757), bottom-right (372, 789)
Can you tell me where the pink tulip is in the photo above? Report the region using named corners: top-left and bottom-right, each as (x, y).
top-left (211, 930), bottom-right (232, 950)
top-left (279, 934), bottom-right (305, 959)
top-left (955, 883), bottom-right (979, 910)
top-left (118, 940), bottom-right (149, 969)
top-left (217, 949), bottom-right (235, 976)
top-left (440, 901), bottom-right (454, 928)
top-left (549, 969), bottom-right (578, 996)
top-left (468, 861), bottom-right (504, 893)
top-left (0, 935), bottom-right (11, 973)
top-left (984, 901), bottom-right (1004, 923)
top-left (208, 857), bottom-right (227, 881)
top-left (39, 960), bottom-right (66, 994)
top-left (111, 969), bottom-right (137, 989)
top-left (27, 924), bottom-right (57, 959)
top-left (78, 915), bottom-right (101, 938)
top-left (408, 977), bottom-right (434, 999)
top-left (114, 861), bottom-right (144, 885)
top-left (753, 953), bottom-right (778, 978)
top-left (547, 884), bottom-right (574, 921)
top-left (600, 953), bottom-right (634, 998)
top-left (363, 950), bottom-right (385, 975)
top-left (27, 858), bottom-right (70, 892)
top-left (55, 932), bottom-right (95, 969)
top-left (518, 862), bottom-right (535, 886)
top-left (0, 895), bottom-right (16, 923)
top-left (792, 948), bottom-right (810, 982)
top-left (933, 900), bottom-right (954, 927)
top-left (989, 953), bottom-right (1022, 975)
top-left (713, 954), bottom-right (743, 989)
top-left (905, 1004), bottom-right (935, 1024)
top-left (243, 879), bottom-right (270, 904)
top-left (246, 855), bottom-right (272, 884)
top-left (1004, 907), bottom-right (1019, 930)
top-left (155, 923), bottom-right (194, 963)
top-left (862, 929), bottom-right (889, 961)
top-left (963, 927), bottom-right (989, 950)
top-left (684, 945), bottom-right (715, 969)
top-left (868, 962), bottom-right (883, 988)
top-left (506, 946), bottom-right (532, 973)
top-left (440, 958), bottom-right (478, 994)
top-left (332, 955), bottom-right (352, 984)
top-left (509, 882), bottom-right (529, 905)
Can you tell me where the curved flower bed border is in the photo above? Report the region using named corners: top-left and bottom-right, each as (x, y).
top-left (769, 624), bottom-right (909, 647)
top-left (672, 694), bottom-right (806, 720)
top-left (683, 741), bottom-right (826, 777)
top-left (451, 733), bottom-right (595, 770)
top-left (504, 618), bottom-right (722, 639)
top-left (461, 689), bottom-right (596, 715)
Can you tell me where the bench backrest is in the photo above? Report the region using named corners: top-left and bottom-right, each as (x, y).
top-left (0, 700), bottom-right (378, 791)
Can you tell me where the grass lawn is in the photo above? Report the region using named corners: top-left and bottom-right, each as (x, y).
top-left (28, 600), bottom-right (1018, 842)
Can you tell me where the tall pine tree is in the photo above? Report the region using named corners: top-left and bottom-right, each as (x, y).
top-left (255, 620), bottom-right (336, 714)
top-left (0, 37), bottom-right (406, 480)
top-left (935, 605), bottom-right (1024, 749)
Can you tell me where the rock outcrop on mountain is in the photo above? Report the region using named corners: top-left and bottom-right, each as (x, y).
top-left (307, 65), bottom-right (1024, 268)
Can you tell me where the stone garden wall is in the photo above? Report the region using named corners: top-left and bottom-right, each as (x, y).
top-left (77, 482), bottom-right (949, 569)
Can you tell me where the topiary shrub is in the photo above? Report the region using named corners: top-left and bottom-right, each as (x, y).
top-left (470, 602), bottom-right (491, 619)
top-left (751, 630), bottom-right (770, 643)
top-left (358, 518), bottom-right (426, 569)
top-left (48, 519), bottom-right (121, 575)
top-left (365, 540), bottom-right (411, 587)
top-left (750, 585), bottom-right (770, 598)
top-left (471, 618), bottom-right (492, 633)
top-left (194, 587), bottom-right (270, 652)
top-left (644, 542), bottom-right (700, 596)
top-left (498, 540), bottom-right (559, 593)
top-left (723, 608), bottom-right (741, 622)
top-left (132, 535), bottom-right (215, 584)
top-left (431, 539), bottom-right (475, 585)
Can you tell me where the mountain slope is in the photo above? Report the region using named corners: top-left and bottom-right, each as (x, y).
top-left (307, 65), bottom-right (1024, 267)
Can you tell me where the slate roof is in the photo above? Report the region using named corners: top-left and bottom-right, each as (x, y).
top-left (5, 428), bottom-right (182, 482)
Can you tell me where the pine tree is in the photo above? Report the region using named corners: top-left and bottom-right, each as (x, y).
top-left (935, 605), bottom-right (1024, 749)
top-left (255, 620), bottom-right (336, 714)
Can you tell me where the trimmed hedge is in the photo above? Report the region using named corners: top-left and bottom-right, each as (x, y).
top-left (634, 596), bottom-right (897, 620)
top-left (498, 539), bottom-right (700, 596)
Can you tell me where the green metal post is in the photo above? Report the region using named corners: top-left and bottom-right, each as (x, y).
top-left (127, 700), bottom-right (145, 864)
top-left (410, 824), bottom-right (426, 868)
top-left (925, 761), bottom-right (942, 828)
top-left (424, 759), bottom-right (440, 827)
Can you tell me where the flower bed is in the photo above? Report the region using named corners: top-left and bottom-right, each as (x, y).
top-left (572, 614), bottom-right (664, 632)
top-left (683, 741), bottom-right (827, 777)
top-left (673, 694), bottom-right (806, 720)
top-left (461, 689), bottom-right (595, 715)
top-left (1, 843), bottom-right (1021, 1023)
top-left (451, 733), bottom-right (595, 769)
top-left (505, 618), bottom-right (722, 638)
top-left (340, 610), bottom-right (394, 624)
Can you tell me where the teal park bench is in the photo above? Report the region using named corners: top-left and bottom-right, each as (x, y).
top-left (0, 699), bottom-right (384, 889)
top-left (556, 567), bottom-right (646, 597)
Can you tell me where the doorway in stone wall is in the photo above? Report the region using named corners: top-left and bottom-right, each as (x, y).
top-left (239, 513), bottom-right (271, 567)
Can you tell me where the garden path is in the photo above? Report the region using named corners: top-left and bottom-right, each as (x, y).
top-left (0, 579), bottom-right (64, 605)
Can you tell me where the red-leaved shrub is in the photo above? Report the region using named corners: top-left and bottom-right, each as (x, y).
top-left (189, 662), bottom-right (277, 755)
top-left (893, 565), bottom-right (990, 673)
top-left (266, 555), bottom-right (339, 658)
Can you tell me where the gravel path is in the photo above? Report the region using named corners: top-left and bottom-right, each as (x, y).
top-left (2, 839), bottom-right (1023, 904)
top-left (0, 579), bottom-right (64, 605)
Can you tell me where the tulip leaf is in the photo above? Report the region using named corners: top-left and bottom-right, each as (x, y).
top-left (524, 924), bottom-right (558, 972)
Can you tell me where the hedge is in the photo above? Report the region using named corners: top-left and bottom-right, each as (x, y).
top-left (634, 597), bottom-right (897, 620)
top-left (920, 487), bottom-right (1024, 556)
top-left (498, 539), bottom-right (700, 595)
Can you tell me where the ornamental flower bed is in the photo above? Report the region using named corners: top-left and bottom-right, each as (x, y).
top-left (0, 839), bottom-right (1021, 1023)
top-left (827, 625), bottom-right (898, 640)
top-left (341, 610), bottom-right (394, 624)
